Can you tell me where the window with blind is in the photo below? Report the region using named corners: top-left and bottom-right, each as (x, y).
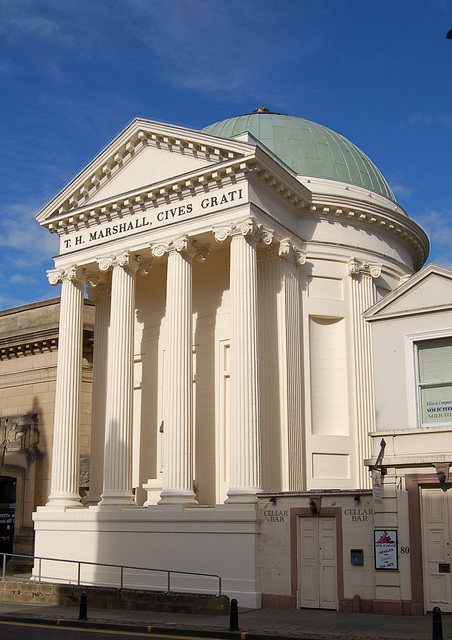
top-left (417, 337), bottom-right (452, 427)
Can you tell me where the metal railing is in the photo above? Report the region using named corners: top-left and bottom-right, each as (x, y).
top-left (1, 552), bottom-right (222, 596)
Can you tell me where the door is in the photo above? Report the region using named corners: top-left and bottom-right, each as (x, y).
top-left (0, 477), bottom-right (16, 560)
top-left (297, 516), bottom-right (337, 609)
top-left (421, 487), bottom-right (452, 612)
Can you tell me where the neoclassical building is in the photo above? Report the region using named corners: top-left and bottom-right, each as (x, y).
top-left (29, 109), bottom-right (429, 609)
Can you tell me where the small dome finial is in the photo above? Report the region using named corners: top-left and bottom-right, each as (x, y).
top-left (252, 107), bottom-right (270, 114)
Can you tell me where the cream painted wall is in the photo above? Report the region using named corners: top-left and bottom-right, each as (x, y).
top-left (258, 493), bottom-right (376, 602)
top-left (132, 238), bottom-right (412, 503)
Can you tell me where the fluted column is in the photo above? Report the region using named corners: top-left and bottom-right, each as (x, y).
top-left (85, 280), bottom-right (110, 506)
top-left (152, 237), bottom-right (198, 505)
top-left (348, 257), bottom-right (382, 489)
top-left (216, 218), bottom-right (265, 503)
top-left (98, 252), bottom-right (148, 507)
top-left (46, 266), bottom-right (84, 508)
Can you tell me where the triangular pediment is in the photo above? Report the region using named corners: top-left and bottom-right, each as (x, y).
top-left (36, 118), bottom-right (255, 224)
top-left (85, 144), bottom-right (212, 204)
top-left (365, 264), bottom-right (452, 320)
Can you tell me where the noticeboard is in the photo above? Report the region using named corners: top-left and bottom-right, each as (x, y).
top-left (374, 530), bottom-right (398, 570)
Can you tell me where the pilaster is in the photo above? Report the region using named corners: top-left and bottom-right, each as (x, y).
top-left (258, 239), bottom-right (306, 492)
top-left (278, 240), bottom-right (306, 491)
top-left (348, 257), bottom-right (381, 488)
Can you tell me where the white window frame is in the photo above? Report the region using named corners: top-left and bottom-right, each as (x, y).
top-left (405, 329), bottom-right (452, 429)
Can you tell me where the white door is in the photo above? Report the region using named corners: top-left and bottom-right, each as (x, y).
top-left (421, 487), bottom-right (452, 612)
top-left (297, 516), bottom-right (337, 609)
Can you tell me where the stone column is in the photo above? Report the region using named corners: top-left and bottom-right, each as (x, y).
top-left (46, 266), bottom-right (84, 508)
top-left (348, 257), bottom-right (382, 489)
top-left (216, 219), bottom-right (264, 503)
top-left (152, 237), bottom-right (198, 505)
top-left (98, 252), bottom-right (148, 507)
top-left (85, 280), bottom-right (110, 506)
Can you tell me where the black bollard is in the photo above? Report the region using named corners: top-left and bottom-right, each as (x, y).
top-left (229, 598), bottom-right (239, 630)
top-left (432, 606), bottom-right (443, 640)
top-left (79, 591), bottom-right (88, 620)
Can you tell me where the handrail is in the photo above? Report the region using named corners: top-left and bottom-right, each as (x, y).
top-left (0, 552), bottom-right (222, 596)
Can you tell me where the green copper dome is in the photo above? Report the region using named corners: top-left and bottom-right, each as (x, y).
top-left (202, 110), bottom-right (396, 203)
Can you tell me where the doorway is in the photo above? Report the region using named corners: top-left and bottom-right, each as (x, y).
top-left (0, 476), bottom-right (16, 559)
top-left (297, 516), bottom-right (337, 609)
top-left (421, 487), bottom-right (452, 612)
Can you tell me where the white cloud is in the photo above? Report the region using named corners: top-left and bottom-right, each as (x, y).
top-left (6, 14), bottom-right (60, 38)
top-left (0, 201), bottom-right (58, 309)
top-left (407, 113), bottom-right (452, 130)
top-left (390, 182), bottom-right (414, 199)
top-left (9, 273), bottom-right (38, 285)
top-left (0, 204), bottom-right (58, 255)
top-left (413, 209), bottom-right (452, 268)
top-left (121, 0), bottom-right (323, 95)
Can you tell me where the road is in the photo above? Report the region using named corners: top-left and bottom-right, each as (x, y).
top-left (0, 620), bottom-right (215, 640)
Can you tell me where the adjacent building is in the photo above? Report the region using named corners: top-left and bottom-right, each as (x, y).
top-left (364, 264), bottom-right (452, 614)
top-left (0, 298), bottom-right (94, 561)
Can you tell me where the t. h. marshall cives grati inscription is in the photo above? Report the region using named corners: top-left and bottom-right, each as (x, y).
top-left (60, 187), bottom-right (244, 253)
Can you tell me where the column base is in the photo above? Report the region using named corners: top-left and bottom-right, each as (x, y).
top-left (99, 491), bottom-right (138, 508)
top-left (45, 493), bottom-right (83, 509)
top-left (158, 489), bottom-right (198, 506)
top-left (225, 488), bottom-right (263, 504)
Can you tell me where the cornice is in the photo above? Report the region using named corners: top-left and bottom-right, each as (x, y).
top-left (307, 193), bottom-right (429, 271)
top-left (364, 303), bottom-right (452, 323)
top-left (0, 333), bottom-right (58, 359)
top-left (237, 157), bottom-right (428, 271)
top-left (1, 326), bottom-right (94, 361)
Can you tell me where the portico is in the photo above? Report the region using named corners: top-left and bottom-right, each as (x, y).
top-left (43, 213), bottom-right (306, 511)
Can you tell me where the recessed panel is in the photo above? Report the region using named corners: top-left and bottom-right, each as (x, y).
top-left (312, 453), bottom-right (350, 479)
top-left (308, 276), bottom-right (343, 300)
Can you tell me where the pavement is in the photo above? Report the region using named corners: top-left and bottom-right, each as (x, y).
top-left (0, 599), bottom-right (450, 640)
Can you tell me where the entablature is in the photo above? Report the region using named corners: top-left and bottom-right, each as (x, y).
top-left (307, 193), bottom-right (429, 271)
top-left (40, 155), bottom-right (312, 241)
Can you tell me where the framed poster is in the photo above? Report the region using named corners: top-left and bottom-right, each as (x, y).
top-left (374, 530), bottom-right (398, 570)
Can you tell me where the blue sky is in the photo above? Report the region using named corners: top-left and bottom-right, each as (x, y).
top-left (1, 0), bottom-right (451, 309)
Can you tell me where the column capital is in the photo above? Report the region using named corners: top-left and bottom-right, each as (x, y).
top-left (233, 218), bottom-right (259, 239)
top-left (97, 252), bottom-right (151, 275)
top-left (278, 238), bottom-right (306, 266)
top-left (214, 218), bottom-right (274, 246)
top-left (47, 265), bottom-right (84, 286)
top-left (348, 257), bottom-right (382, 279)
top-left (87, 281), bottom-right (111, 302)
top-left (151, 237), bottom-right (209, 262)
